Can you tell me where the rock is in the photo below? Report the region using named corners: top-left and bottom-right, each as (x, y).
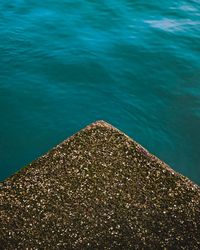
top-left (0, 120), bottom-right (200, 249)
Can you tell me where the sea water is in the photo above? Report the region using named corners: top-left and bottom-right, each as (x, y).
top-left (0, 1), bottom-right (200, 184)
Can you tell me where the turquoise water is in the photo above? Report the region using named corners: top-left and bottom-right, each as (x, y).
top-left (0, 1), bottom-right (200, 184)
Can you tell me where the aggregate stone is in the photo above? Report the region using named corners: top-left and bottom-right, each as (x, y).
top-left (0, 121), bottom-right (200, 249)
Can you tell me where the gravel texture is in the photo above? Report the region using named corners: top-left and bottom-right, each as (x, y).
top-left (0, 120), bottom-right (200, 249)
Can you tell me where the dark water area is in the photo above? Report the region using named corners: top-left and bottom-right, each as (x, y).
top-left (0, 1), bottom-right (200, 184)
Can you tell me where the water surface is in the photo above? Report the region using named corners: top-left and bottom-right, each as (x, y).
top-left (0, 1), bottom-right (200, 184)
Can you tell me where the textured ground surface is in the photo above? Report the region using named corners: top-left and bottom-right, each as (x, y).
top-left (0, 120), bottom-right (200, 249)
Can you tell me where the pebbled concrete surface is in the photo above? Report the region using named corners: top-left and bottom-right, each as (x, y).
top-left (0, 120), bottom-right (200, 249)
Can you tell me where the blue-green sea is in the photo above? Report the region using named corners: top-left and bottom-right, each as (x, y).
top-left (0, 1), bottom-right (200, 184)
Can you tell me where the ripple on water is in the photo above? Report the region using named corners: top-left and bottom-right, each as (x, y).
top-left (0, 0), bottom-right (200, 184)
